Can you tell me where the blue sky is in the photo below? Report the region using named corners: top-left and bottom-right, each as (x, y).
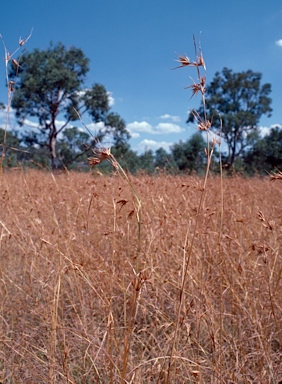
top-left (0, 0), bottom-right (282, 153)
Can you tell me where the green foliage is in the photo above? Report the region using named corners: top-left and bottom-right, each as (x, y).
top-left (11, 42), bottom-right (89, 125)
top-left (57, 127), bottom-right (90, 168)
top-left (61, 127), bottom-right (90, 151)
top-left (81, 84), bottom-right (110, 122)
top-left (105, 113), bottom-right (130, 151)
top-left (0, 128), bottom-right (21, 167)
top-left (2, 49), bottom-right (278, 175)
top-left (24, 147), bottom-right (51, 169)
top-left (139, 149), bottom-right (155, 174)
top-left (244, 126), bottom-right (282, 174)
top-left (96, 147), bottom-right (141, 174)
top-left (0, 128), bottom-right (20, 148)
top-left (155, 147), bottom-right (177, 172)
top-left (122, 150), bottom-right (141, 173)
top-left (188, 68), bottom-right (272, 166)
top-left (171, 132), bottom-right (206, 173)
top-left (10, 42), bottom-right (129, 169)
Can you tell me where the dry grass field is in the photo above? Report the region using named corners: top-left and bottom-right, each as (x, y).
top-left (0, 170), bottom-right (281, 383)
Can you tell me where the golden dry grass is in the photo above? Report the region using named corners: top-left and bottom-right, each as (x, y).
top-left (0, 170), bottom-right (281, 383)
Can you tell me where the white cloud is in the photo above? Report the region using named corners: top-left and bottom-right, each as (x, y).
top-left (24, 119), bottom-right (42, 128)
top-left (270, 123), bottom-right (282, 129)
top-left (107, 91), bottom-right (115, 107)
top-left (84, 121), bottom-right (107, 138)
top-left (160, 113), bottom-right (181, 122)
top-left (259, 124), bottom-right (282, 137)
top-left (259, 126), bottom-right (270, 137)
top-left (127, 121), bottom-right (154, 134)
top-left (138, 139), bottom-right (173, 152)
top-left (26, 118), bottom-right (76, 130)
top-left (275, 39), bottom-right (282, 47)
top-left (76, 89), bottom-right (87, 97)
top-left (0, 106), bottom-right (15, 118)
top-left (0, 110), bottom-right (6, 119)
top-left (155, 122), bottom-right (184, 134)
top-left (86, 121), bottom-right (105, 130)
top-left (127, 120), bottom-right (184, 135)
top-left (0, 107), bottom-right (19, 130)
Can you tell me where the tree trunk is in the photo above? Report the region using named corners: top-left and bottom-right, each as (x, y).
top-left (49, 132), bottom-right (57, 170)
top-left (230, 150), bottom-right (236, 167)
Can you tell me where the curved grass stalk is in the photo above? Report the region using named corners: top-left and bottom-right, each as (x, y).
top-left (166, 36), bottom-right (222, 383)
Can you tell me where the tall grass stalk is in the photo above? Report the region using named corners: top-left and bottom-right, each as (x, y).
top-left (88, 147), bottom-right (143, 382)
top-left (88, 148), bottom-right (142, 272)
top-left (166, 36), bottom-right (222, 383)
top-left (0, 30), bottom-right (32, 173)
top-left (76, 107), bottom-right (143, 380)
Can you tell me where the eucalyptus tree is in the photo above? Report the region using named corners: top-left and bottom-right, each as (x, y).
top-left (188, 67), bottom-right (272, 166)
top-left (10, 42), bottom-right (129, 169)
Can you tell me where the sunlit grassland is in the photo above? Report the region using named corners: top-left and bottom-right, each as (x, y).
top-left (0, 170), bottom-right (281, 383)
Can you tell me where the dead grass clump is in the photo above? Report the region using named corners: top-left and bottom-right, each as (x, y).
top-left (0, 170), bottom-right (281, 382)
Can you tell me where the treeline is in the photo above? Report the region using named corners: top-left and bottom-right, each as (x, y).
top-left (1, 41), bottom-right (281, 175)
top-left (2, 126), bottom-right (282, 175)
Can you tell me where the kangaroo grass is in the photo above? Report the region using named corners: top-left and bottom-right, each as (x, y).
top-left (1, 171), bottom-right (281, 381)
top-left (0, 30), bottom-right (32, 173)
top-left (88, 146), bottom-right (144, 382)
top-left (166, 36), bottom-right (223, 383)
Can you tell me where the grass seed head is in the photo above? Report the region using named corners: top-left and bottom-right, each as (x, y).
top-left (88, 157), bottom-right (101, 167)
top-left (270, 169), bottom-right (282, 181)
top-left (176, 54), bottom-right (191, 67)
top-left (197, 119), bottom-right (211, 131)
top-left (196, 51), bottom-right (206, 70)
top-left (185, 81), bottom-right (205, 99)
top-left (88, 147), bottom-right (112, 167)
top-left (99, 147), bottom-right (111, 160)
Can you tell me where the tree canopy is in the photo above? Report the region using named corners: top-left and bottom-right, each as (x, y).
top-left (10, 42), bottom-right (129, 169)
top-left (188, 67), bottom-right (272, 167)
top-left (244, 126), bottom-right (282, 174)
top-left (171, 133), bottom-right (206, 173)
top-left (2, 45), bottom-right (281, 175)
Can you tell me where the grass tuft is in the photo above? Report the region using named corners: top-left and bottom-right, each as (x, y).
top-left (0, 171), bottom-right (281, 382)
